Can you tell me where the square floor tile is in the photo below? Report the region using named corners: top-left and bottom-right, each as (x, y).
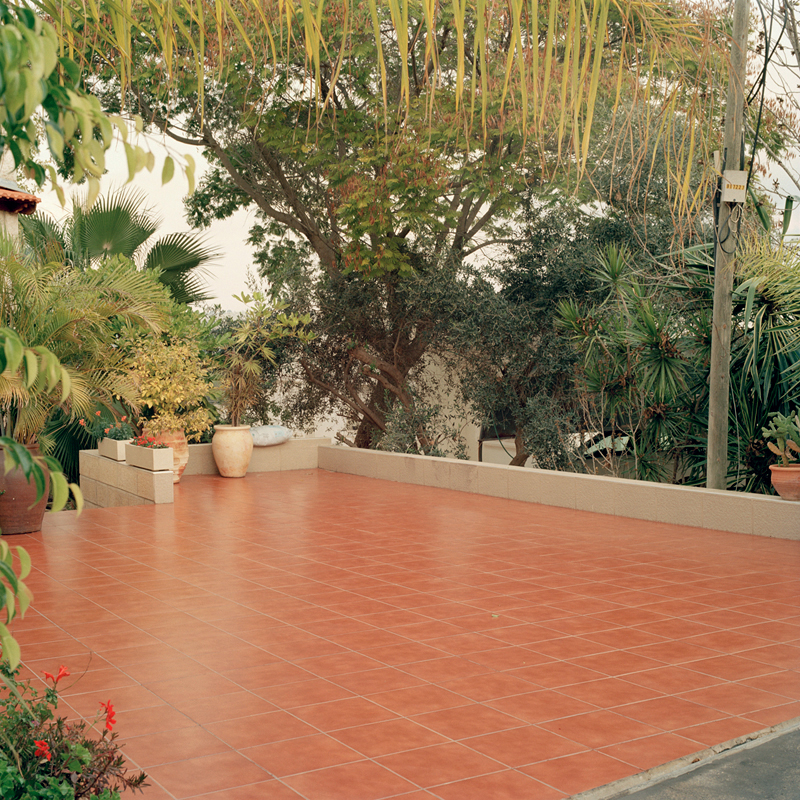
top-left (540, 710), bottom-right (661, 748)
top-left (329, 718), bottom-right (449, 756)
top-left (283, 760), bottom-right (416, 799)
top-left (521, 750), bottom-right (638, 795)
top-left (464, 725), bottom-right (586, 767)
top-left (376, 742), bottom-right (503, 786)
top-left (430, 769), bottom-right (566, 800)
top-left (145, 751), bottom-right (271, 799)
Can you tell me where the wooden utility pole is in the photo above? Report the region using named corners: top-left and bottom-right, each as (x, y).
top-left (707, 0), bottom-right (750, 490)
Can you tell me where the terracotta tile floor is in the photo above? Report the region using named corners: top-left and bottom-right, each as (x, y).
top-left (10, 469), bottom-right (800, 799)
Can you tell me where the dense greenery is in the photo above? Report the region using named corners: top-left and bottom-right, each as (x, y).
top-left (558, 228), bottom-right (800, 493)
top-left (53, 0), bottom-right (723, 452)
top-left (0, 241), bottom-right (170, 475)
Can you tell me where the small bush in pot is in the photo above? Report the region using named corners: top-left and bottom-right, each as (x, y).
top-left (212, 293), bottom-right (313, 477)
top-left (79, 413), bottom-right (135, 460)
top-left (762, 409), bottom-right (800, 500)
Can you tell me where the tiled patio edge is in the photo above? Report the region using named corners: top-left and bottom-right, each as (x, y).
top-left (317, 445), bottom-right (800, 540)
top-left (571, 715), bottom-right (800, 800)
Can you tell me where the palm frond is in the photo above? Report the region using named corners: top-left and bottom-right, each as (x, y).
top-left (76, 188), bottom-right (158, 261)
top-left (143, 232), bottom-right (217, 303)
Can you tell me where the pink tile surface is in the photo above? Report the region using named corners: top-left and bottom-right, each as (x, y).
top-left (11, 469), bottom-right (799, 799)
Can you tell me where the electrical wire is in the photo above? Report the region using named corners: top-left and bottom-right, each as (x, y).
top-left (715, 0), bottom-right (775, 258)
top-left (745, 0), bottom-right (778, 197)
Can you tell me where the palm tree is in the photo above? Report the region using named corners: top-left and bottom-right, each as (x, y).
top-left (20, 189), bottom-right (218, 304)
top-left (0, 236), bottom-right (170, 478)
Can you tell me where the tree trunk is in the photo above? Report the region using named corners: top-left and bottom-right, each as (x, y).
top-left (509, 427), bottom-right (529, 467)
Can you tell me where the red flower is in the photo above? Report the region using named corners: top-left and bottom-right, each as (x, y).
top-left (100, 700), bottom-right (116, 731)
top-left (42, 664), bottom-right (70, 684)
top-left (78, 419), bottom-right (86, 426)
top-left (104, 428), bottom-right (110, 434)
top-left (95, 410), bottom-right (102, 416)
top-left (121, 416), bottom-right (127, 422)
top-left (34, 740), bottom-right (51, 761)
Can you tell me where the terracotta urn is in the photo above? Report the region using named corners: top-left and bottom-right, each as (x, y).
top-left (211, 425), bottom-right (254, 478)
top-left (769, 464), bottom-right (800, 501)
top-left (0, 445), bottom-right (49, 535)
top-left (148, 429), bottom-right (189, 483)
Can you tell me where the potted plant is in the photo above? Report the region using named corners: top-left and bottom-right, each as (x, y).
top-left (762, 409), bottom-right (800, 500)
top-left (124, 435), bottom-right (173, 472)
top-left (79, 412), bottom-right (135, 461)
top-left (130, 337), bottom-right (213, 483)
top-left (212, 293), bottom-right (312, 477)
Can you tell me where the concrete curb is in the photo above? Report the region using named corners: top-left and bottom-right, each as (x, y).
top-left (571, 715), bottom-right (800, 799)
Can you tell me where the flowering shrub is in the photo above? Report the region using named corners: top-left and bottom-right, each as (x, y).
top-left (0, 662), bottom-right (147, 799)
top-left (78, 413), bottom-right (134, 442)
top-left (130, 436), bottom-right (168, 449)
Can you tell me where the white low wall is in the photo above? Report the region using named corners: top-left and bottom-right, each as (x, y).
top-left (185, 437), bottom-right (330, 475)
top-left (318, 446), bottom-right (800, 540)
top-left (79, 438), bottom-right (331, 508)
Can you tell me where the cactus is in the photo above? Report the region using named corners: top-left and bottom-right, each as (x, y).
top-left (762, 410), bottom-right (800, 467)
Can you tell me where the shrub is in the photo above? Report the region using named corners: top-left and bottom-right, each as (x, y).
top-left (0, 662), bottom-right (147, 799)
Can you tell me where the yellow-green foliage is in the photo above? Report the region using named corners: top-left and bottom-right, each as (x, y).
top-left (132, 338), bottom-right (212, 440)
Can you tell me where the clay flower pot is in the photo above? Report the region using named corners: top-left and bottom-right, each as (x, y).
top-left (769, 464), bottom-right (800, 501)
top-left (0, 445), bottom-right (49, 535)
top-left (211, 425), bottom-right (254, 478)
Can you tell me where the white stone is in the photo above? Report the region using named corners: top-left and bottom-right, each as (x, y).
top-left (251, 425), bottom-right (292, 447)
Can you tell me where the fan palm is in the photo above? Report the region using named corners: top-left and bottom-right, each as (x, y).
top-left (20, 189), bottom-right (217, 304)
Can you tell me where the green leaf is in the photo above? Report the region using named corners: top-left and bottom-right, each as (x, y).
top-left (22, 348), bottom-right (38, 386)
top-left (70, 483), bottom-right (84, 514)
top-left (0, 560), bottom-right (18, 594)
top-left (0, 625), bottom-right (21, 670)
top-left (17, 581), bottom-right (31, 618)
top-left (185, 153), bottom-right (195, 195)
top-left (161, 155), bottom-right (174, 184)
top-left (59, 367), bottom-right (71, 403)
top-left (3, 332), bottom-right (23, 374)
top-left (16, 547), bottom-right (31, 581)
top-left (782, 197), bottom-right (794, 237)
top-left (50, 470), bottom-right (68, 513)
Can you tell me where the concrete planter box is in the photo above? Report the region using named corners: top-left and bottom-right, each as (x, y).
top-left (125, 443), bottom-right (173, 472)
top-left (97, 438), bottom-right (132, 461)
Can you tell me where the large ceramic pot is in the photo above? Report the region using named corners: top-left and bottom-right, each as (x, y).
top-left (0, 445), bottom-right (49, 535)
top-left (769, 464), bottom-right (800, 501)
top-left (148, 429), bottom-right (189, 483)
top-left (211, 425), bottom-right (254, 478)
